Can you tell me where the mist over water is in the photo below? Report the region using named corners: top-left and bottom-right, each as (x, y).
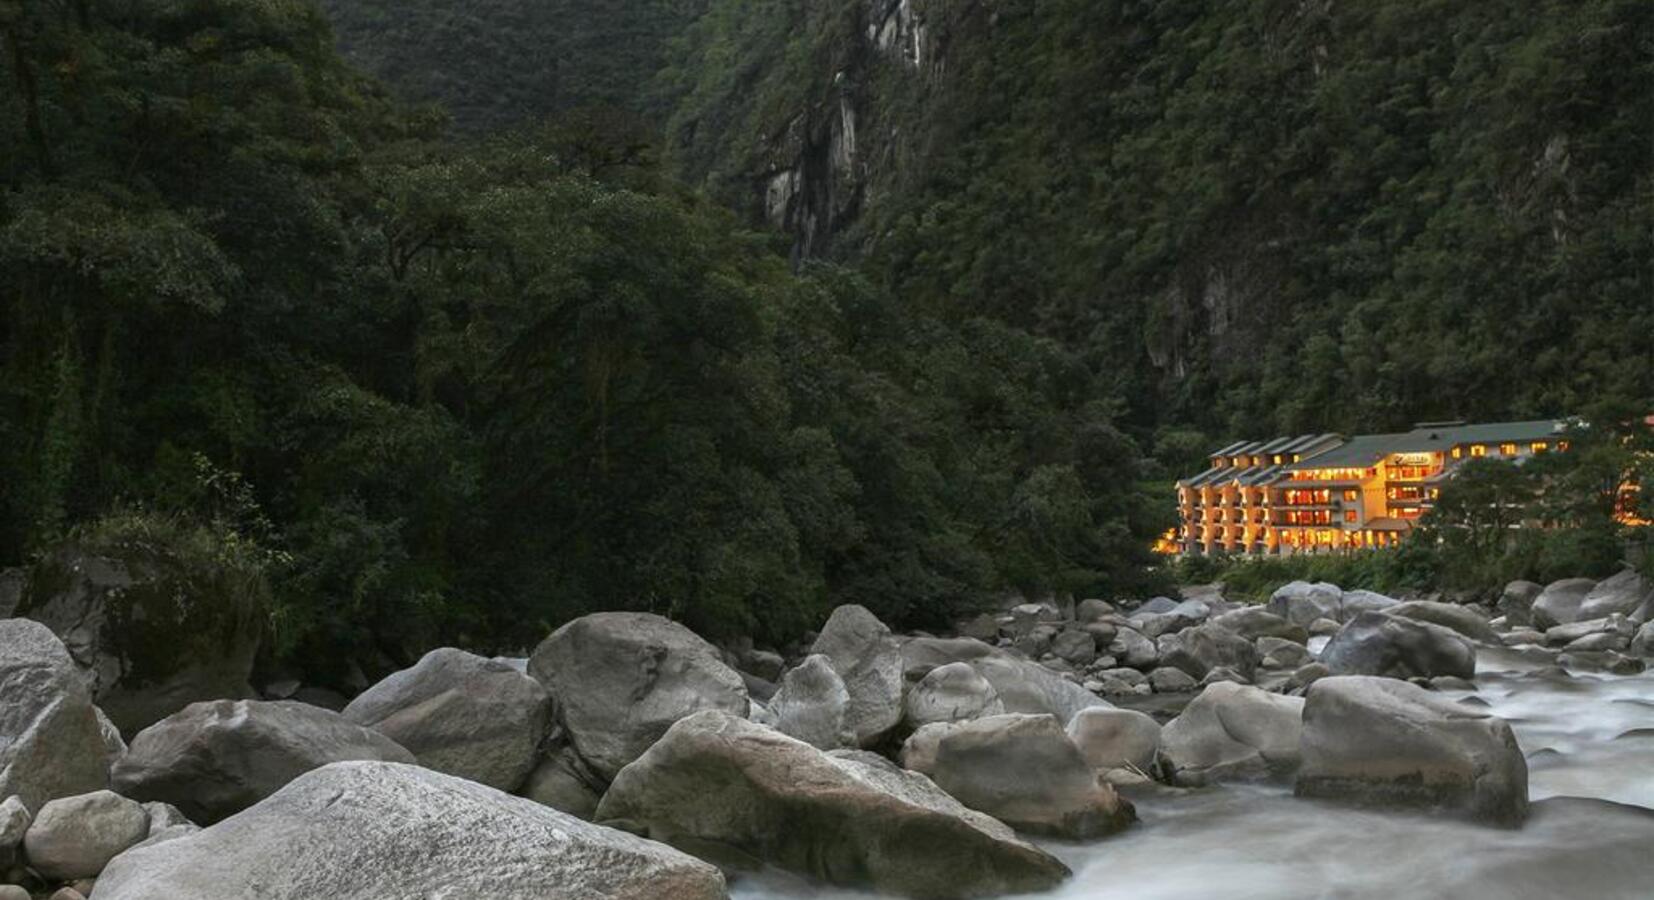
top-left (732, 646), bottom-right (1654, 900)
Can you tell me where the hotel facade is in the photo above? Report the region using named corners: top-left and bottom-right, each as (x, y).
top-left (1173, 419), bottom-right (1572, 556)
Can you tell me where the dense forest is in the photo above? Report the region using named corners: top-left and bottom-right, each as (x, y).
top-left (1, 0), bottom-right (1649, 684)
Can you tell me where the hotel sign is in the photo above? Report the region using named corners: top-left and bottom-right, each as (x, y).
top-left (1391, 452), bottom-right (1435, 466)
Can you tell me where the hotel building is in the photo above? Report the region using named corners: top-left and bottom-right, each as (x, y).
top-left (1173, 419), bottom-right (1572, 556)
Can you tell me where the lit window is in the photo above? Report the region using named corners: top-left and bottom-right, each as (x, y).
top-left (1344, 489), bottom-right (1358, 501)
top-left (1500, 443), bottom-right (1518, 456)
top-left (1531, 441), bottom-right (1549, 453)
top-left (1558, 440), bottom-right (1570, 451)
top-left (1451, 446), bottom-right (1463, 459)
top-left (1344, 510), bottom-right (1358, 523)
top-left (1470, 445), bottom-right (1487, 457)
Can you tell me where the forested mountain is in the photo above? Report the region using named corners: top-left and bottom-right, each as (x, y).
top-left (0, 0), bottom-right (1164, 684)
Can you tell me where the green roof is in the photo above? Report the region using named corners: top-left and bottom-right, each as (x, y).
top-left (1284, 419), bottom-right (1570, 471)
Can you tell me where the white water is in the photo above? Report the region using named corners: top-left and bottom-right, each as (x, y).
top-left (733, 646), bottom-right (1654, 900)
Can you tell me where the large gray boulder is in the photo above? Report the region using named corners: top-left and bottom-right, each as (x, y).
top-left (1158, 623), bottom-right (1258, 680)
top-left (1158, 682), bottom-right (1303, 786)
top-left (899, 638), bottom-right (1108, 724)
top-left (0, 619), bottom-right (110, 811)
top-left (1049, 629), bottom-right (1098, 666)
top-left (342, 648), bottom-right (551, 792)
top-left (518, 741), bottom-right (602, 821)
top-left (1339, 589), bottom-right (1401, 620)
top-left (21, 790), bottom-right (147, 881)
top-left (597, 711), bottom-right (1070, 899)
top-left (1632, 621), bottom-right (1654, 657)
top-left (1210, 607), bottom-right (1307, 643)
top-left (1320, 612), bottom-right (1476, 680)
top-left (1131, 600), bottom-right (1210, 639)
top-left (810, 605), bottom-right (904, 747)
top-left (12, 548), bottom-right (260, 735)
top-left (1065, 707), bottom-right (1160, 775)
top-left (528, 612), bottom-right (748, 782)
top-left (1497, 580), bottom-right (1544, 626)
top-left (1387, 601), bottom-right (1499, 644)
top-left (768, 654), bottom-right (855, 750)
top-left (111, 699), bottom-right (415, 824)
top-left (904, 661), bottom-right (1004, 729)
top-left (94, 761), bottom-right (725, 899)
top-left (1267, 581), bottom-right (1343, 625)
top-left (1530, 578), bottom-right (1597, 629)
top-left (919, 714), bottom-right (1134, 840)
top-left (1578, 569), bottom-right (1652, 621)
top-left (1296, 676), bottom-right (1527, 826)
top-left (1107, 627), bottom-right (1160, 669)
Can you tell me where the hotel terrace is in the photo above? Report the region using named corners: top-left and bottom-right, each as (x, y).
top-left (1173, 419), bottom-right (1573, 556)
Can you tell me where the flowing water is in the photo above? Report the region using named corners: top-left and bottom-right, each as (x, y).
top-left (733, 646), bottom-right (1654, 900)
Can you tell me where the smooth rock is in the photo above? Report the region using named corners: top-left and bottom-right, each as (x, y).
top-left (1267, 581), bottom-right (1342, 625)
top-left (1577, 569), bottom-right (1652, 621)
top-left (1339, 589), bottom-right (1401, 620)
top-left (1158, 683), bottom-right (1304, 785)
top-left (899, 638), bottom-right (1109, 724)
top-left (0, 619), bottom-right (109, 811)
top-left (342, 648), bottom-right (551, 792)
top-left (1296, 676), bottom-right (1527, 825)
top-left (139, 802), bottom-right (190, 836)
top-left (1497, 580), bottom-right (1544, 626)
top-left (1050, 629), bottom-right (1097, 666)
top-left (1132, 600), bottom-right (1210, 639)
top-left (769, 654), bottom-right (855, 749)
top-left (0, 797), bottom-right (28, 850)
top-left (1544, 615), bottom-right (1633, 646)
top-left (597, 711), bottom-right (1070, 898)
top-left (111, 699), bottom-right (415, 824)
top-left (1321, 612), bottom-right (1476, 680)
top-left (22, 790), bottom-right (147, 881)
top-left (1388, 601), bottom-right (1499, 643)
top-left (1148, 666), bottom-right (1198, 692)
top-left (1076, 599), bottom-right (1114, 623)
top-left (519, 742), bottom-right (602, 821)
top-left (1158, 623), bottom-right (1258, 680)
top-left (1066, 708), bottom-right (1160, 774)
top-left (1107, 627), bottom-right (1159, 669)
top-left (528, 612), bottom-right (748, 782)
top-left (1258, 636), bottom-right (1314, 669)
top-left (1210, 607), bottom-right (1307, 643)
top-left (810, 605), bottom-right (904, 748)
top-left (1530, 578), bottom-right (1597, 629)
top-left (94, 761), bottom-right (725, 899)
top-left (905, 662), bottom-right (1004, 729)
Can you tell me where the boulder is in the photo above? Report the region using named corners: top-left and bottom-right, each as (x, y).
top-left (111, 699), bottom-right (415, 824)
top-left (768, 654), bottom-right (855, 750)
top-left (22, 790), bottom-right (147, 881)
top-left (519, 743), bottom-right (603, 821)
top-left (1210, 607), bottom-right (1307, 643)
top-left (1158, 624), bottom-right (1258, 680)
top-left (1012, 624), bottom-right (1057, 659)
top-left (1497, 580), bottom-right (1544, 626)
top-left (1339, 589), bottom-right (1401, 620)
top-left (1158, 682), bottom-right (1304, 786)
top-left (905, 662), bottom-right (1004, 729)
top-left (1258, 636), bottom-right (1314, 669)
top-left (1296, 676), bottom-right (1527, 826)
top-left (1321, 612), bottom-right (1476, 680)
top-left (1544, 615), bottom-right (1634, 647)
top-left (597, 711), bottom-right (1070, 899)
top-left (742, 649), bottom-right (786, 683)
top-left (93, 761), bottom-right (725, 899)
top-left (1065, 708), bottom-right (1160, 775)
top-left (1388, 601), bottom-right (1499, 644)
top-left (12, 548), bottom-right (260, 735)
top-left (1200, 666), bottom-right (1250, 686)
top-left (899, 638), bottom-right (1109, 724)
top-left (0, 888), bottom-right (23, 900)
top-left (1632, 621), bottom-right (1654, 657)
top-left (1148, 666), bottom-right (1198, 692)
top-left (140, 802), bottom-right (190, 836)
top-left (1076, 599), bottom-right (1114, 623)
top-left (1308, 617), bottom-right (1341, 636)
top-left (0, 796), bottom-right (28, 849)
top-left (342, 648), bottom-right (551, 792)
top-left (0, 619), bottom-right (110, 811)
top-left (956, 613), bottom-right (1002, 643)
top-left (1107, 627), bottom-right (1159, 669)
top-left (1530, 578), bottom-right (1597, 629)
top-left (1007, 603), bottom-right (1061, 636)
top-left (1267, 581), bottom-right (1343, 625)
top-left (1131, 600), bottom-right (1210, 639)
top-left (1049, 629), bottom-right (1097, 666)
top-left (899, 636), bottom-right (999, 682)
top-left (923, 714), bottom-right (1135, 840)
top-left (1578, 569), bottom-right (1652, 621)
top-left (810, 605), bottom-right (904, 748)
top-left (528, 612), bottom-right (748, 782)
top-left (1288, 662), bottom-right (1330, 692)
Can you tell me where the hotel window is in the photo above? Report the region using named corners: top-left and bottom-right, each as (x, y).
top-left (1531, 441), bottom-right (1549, 453)
top-left (1470, 445), bottom-right (1487, 457)
top-left (1344, 510), bottom-right (1357, 523)
top-left (1500, 443), bottom-right (1518, 456)
top-left (1343, 489), bottom-right (1358, 502)
top-left (1451, 446), bottom-right (1463, 459)
top-left (1558, 440), bottom-right (1570, 451)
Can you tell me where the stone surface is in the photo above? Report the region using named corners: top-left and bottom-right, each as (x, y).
top-left (1158, 623), bottom-right (1258, 680)
top-left (528, 612), bottom-right (748, 782)
top-left (1296, 676), bottom-right (1527, 826)
top-left (111, 699), bottom-right (415, 824)
top-left (140, 801), bottom-right (190, 836)
top-left (1158, 683), bottom-right (1304, 786)
top-left (1049, 629), bottom-right (1097, 666)
top-left (809, 605), bottom-right (904, 748)
top-left (1131, 600), bottom-right (1210, 639)
top-left (1210, 607), bottom-right (1307, 643)
top-left (1339, 589), bottom-right (1401, 620)
top-left (1530, 578), bottom-right (1597, 630)
top-left (923, 714), bottom-right (1135, 840)
top-left (0, 619), bottom-right (110, 812)
top-left (1632, 621), bottom-right (1654, 657)
top-left (597, 711), bottom-right (1069, 899)
top-left (1497, 581), bottom-right (1544, 626)
top-left (342, 648), bottom-right (551, 792)
top-left (1321, 612), bottom-right (1476, 680)
top-left (94, 761), bottom-right (724, 900)
top-left (1577, 569), bottom-right (1652, 621)
top-left (1258, 636), bottom-right (1315, 669)
top-left (1546, 615), bottom-right (1633, 647)
top-left (1267, 581), bottom-right (1343, 625)
top-left (1148, 666), bottom-right (1198, 692)
top-left (12, 549), bottom-right (260, 735)
top-left (1107, 627), bottom-right (1159, 670)
top-left (1065, 707), bottom-right (1160, 775)
top-left (904, 661), bottom-right (1004, 729)
top-left (900, 638), bottom-right (1108, 724)
top-left (23, 790), bottom-right (147, 881)
top-left (768, 654), bottom-right (855, 749)
top-left (1388, 601), bottom-right (1499, 644)
top-left (0, 888), bottom-right (24, 900)
top-left (0, 796), bottom-right (28, 849)
top-left (1076, 599), bottom-right (1114, 623)
top-left (519, 743), bottom-right (602, 821)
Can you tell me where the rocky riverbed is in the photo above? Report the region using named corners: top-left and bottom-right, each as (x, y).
top-left (1, 561), bottom-right (1651, 899)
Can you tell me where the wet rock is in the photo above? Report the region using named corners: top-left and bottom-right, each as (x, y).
top-left (1210, 607), bottom-right (1306, 643)
top-left (1158, 683), bottom-right (1304, 786)
top-left (1148, 667), bottom-right (1198, 692)
top-left (769, 654), bottom-right (854, 750)
top-left (1258, 636), bottom-right (1314, 669)
top-left (23, 790), bottom-right (147, 881)
top-left (0, 620), bottom-right (110, 812)
top-left (810, 605), bottom-right (904, 748)
top-left (1296, 676), bottom-right (1527, 826)
top-left (342, 648), bottom-right (551, 792)
top-left (1497, 580), bottom-right (1544, 626)
top-left (1577, 569), bottom-right (1652, 621)
top-left (1388, 601), bottom-right (1499, 644)
top-left (1066, 708), bottom-right (1160, 775)
top-left (95, 761), bottom-right (725, 900)
top-left (1321, 612), bottom-right (1476, 680)
top-left (1557, 650), bottom-right (1644, 675)
top-left (597, 711), bottom-right (1070, 898)
top-left (1139, 597), bottom-right (1179, 614)
top-left (1544, 615), bottom-right (1634, 646)
top-left (529, 612), bottom-right (748, 781)
top-left (1632, 621), bottom-right (1654, 657)
top-left (924, 714), bottom-right (1135, 840)
top-left (1530, 578), bottom-right (1597, 629)
top-left (1502, 628), bottom-right (1546, 646)
top-left (899, 638), bottom-right (1109, 724)
top-left (111, 699), bottom-right (415, 824)
top-left (905, 662), bottom-right (1004, 729)
top-left (1564, 632), bottom-right (1628, 652)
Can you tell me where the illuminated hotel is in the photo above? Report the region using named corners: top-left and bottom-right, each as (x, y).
top-left (1173, 419), bottom-right (1572, 556)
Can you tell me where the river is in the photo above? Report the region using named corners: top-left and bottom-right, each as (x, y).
top-left (732, 646), bottom-right (1654, 899)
